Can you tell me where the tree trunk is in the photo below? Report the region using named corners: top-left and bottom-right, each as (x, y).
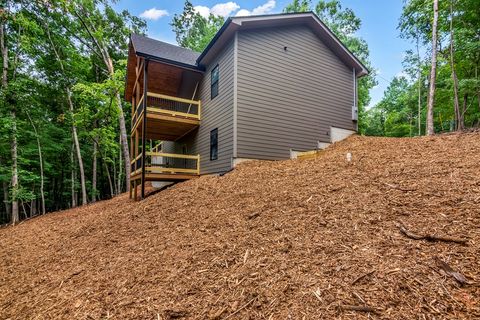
top-left (44, 22), bottom-right (87, 206)
top-left (476, 67), bottom-right (480, 117)
top-left (449, 0), bottom-right (462, 131)
top-left (1, 17), bottom-right (18, 224)
top-left (11, 112), bottom-right (19, 224)
top-left (31, 198), bottom-right (36, 216)
top-left (460, 93), bottom-right (468, 127)
top-left (114, 77), bottom-right (130, 192)
top-left (26, 112), bottom-right (46, 215)
top-left (73, 11), bottom-right (131, 191)
top-left (113, 155), bottom-right (117, 195)
top-left (102, 156), bottom-right (114, 198)
top-left (0, 157), bottom-right (10, 217)
top-left (69, 93), bottom-right (87, 206)
top-left (416, 36), bottom-right (422, 135)
top-left (92, 140), bottom-right (97, 203)
top-left (2, 180), bottom-right (9, 217)
top-left (71, 145), bottom-right (76, 208)
top-left (117, 135), bottom-right (122, 195)
top-left (426, 0), bottom-right (439, 136)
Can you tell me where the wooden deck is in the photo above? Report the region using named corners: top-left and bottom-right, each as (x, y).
top-left (131, 92), bottom-right (201, 141)
top-left (129, 151), bottom-right (200, 201)
top-left (127, 56), bottom-right (203, 200)
top-left (130, 171), bottom-right (198, 182)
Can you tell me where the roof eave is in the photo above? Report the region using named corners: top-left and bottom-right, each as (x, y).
top-left (136, 52), bottom-right (205, 72)
top-left (196, 17), bottom-right (233, 65)
top-left (197, 12), bottom-right (369, 77)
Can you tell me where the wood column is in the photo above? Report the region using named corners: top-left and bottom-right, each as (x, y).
top-left (141, 59), bottom-right (149, 199)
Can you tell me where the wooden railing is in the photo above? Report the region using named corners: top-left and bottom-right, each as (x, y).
top-left (130, 151), bottom-right (200, 176)
top-left (132, 92), bottom-right (201, 127)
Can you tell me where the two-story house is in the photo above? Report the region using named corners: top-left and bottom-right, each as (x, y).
top-left (124, 12), bottom-right (368, 200)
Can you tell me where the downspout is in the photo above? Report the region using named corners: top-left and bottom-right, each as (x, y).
top-left (353, 68), bottom-right (358, 131)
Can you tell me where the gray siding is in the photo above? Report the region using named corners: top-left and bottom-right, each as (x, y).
top-left (177, 39), bottom-right (235, 174)
top-left (236, 25), bottom-right (355, 160)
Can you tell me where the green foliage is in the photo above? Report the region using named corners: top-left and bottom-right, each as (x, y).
top-left (0, 0), bottom-right (143, 222)
top-left (171, 1), bottom-right (225, 52)
top-left (368, 0), bottom-right (480, 137)
top-left (283, 0), bottom-right (312, 13)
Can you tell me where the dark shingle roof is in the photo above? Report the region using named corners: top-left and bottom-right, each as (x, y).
top-left (130, 34), bottom-right (200, 68)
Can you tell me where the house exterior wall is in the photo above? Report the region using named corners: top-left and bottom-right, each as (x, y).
top-left (236, 25), bottom-right (356, 160)
top-left (176, 39), bottom-right (235, 174)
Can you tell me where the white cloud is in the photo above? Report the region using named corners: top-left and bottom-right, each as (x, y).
top-left (193, 0), bottom-right (276, 19)
top-left (194, 5), bottom-right (211, 18)
top-left (194, 2), bottom-right (240, 18)
top-left (235, 9), bottom-right (251, 16)
top-left (211, 2), bottom-right (240, 16)
top-left (140, 8), bottom-right (169, 20)
top-left (236, 0), bottom-right (276, 16)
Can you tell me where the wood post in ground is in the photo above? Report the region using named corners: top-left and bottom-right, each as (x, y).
top-left (133, 180), bottom-right (137, 201)
top-left (141, 59), bottom-right (149, 199)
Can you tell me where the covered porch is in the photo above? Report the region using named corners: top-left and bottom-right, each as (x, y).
top-left (125, 34), bottom-right (204, 200)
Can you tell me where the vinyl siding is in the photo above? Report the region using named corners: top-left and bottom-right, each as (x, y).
top-left (177, 39), bottom-right (235, 174)
top-left (237, 25), bottom-right (355, 160)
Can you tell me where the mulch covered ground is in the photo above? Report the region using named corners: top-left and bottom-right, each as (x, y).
top-left (1, 133), bottom-right (479, 319)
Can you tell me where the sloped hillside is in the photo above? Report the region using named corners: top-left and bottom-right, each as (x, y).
top-left (1, 133), bottom-right (479, 319)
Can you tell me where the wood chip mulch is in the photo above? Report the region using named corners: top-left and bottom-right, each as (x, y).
top-left (1, 133), bottom-right (479, 319)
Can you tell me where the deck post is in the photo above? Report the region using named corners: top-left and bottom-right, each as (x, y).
top-left (133, 179), bottom-right (137, 201)
top-left (141, 59), bottom-right (149, 199)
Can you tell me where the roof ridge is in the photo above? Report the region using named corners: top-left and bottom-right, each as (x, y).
top-left (131, 33), bottom-right (201, 55)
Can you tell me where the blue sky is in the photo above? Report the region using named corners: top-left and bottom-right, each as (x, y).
top-left (114, 0), bottom-right (413, 108)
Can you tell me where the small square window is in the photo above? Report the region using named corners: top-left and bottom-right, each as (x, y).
top-left (211, 64), bottom-right (219, 99)
top-left (210, 128), bottom-right (218, 161)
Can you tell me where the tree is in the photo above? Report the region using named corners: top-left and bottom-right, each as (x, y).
top-left (283, 0), bottom-right (311, 13)
top-left (448, 0), bottom-right (462, 131)
top-left (171, 1), bottom-right (225, 52)
top-left (426, 0), bottom-right (439, 135)
top-left (25, 111), bottom-right (45, 215)
top-left (0, 0), bottom-right (145, 224)
top-left (42, 13), bottom-right (88, 206)
top-left (1, 1), bottom-right (19, 224)
top-left (55, 0), bottom-right (145, 193)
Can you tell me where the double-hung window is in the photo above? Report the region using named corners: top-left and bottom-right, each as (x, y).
top-left (211, 65), bottom-right (219, 99)
top-left (210, 129), bottom-right (218, 161)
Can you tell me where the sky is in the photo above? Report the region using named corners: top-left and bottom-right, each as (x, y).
top-left (114, 0), bottom-right (413, 108)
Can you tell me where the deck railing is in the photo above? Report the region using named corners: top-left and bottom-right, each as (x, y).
top-left (132, 92), bottom-right (201, 126)
top-left (130, 151), bottom-right (200, 176)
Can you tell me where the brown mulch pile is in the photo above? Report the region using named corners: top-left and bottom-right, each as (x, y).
top-left (1, 133), bottom-right (480, 319)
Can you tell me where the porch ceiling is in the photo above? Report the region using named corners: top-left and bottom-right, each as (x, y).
top-left (125, 45), bottom-right (203, 103)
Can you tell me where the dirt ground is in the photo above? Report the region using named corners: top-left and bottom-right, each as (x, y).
top-left (1, 133), bottom-right (479, 319)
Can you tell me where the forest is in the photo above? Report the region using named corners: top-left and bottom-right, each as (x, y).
top-left (0, 0), bottom-right (478, 224)
top-left (364, 0), bottom-right (480, 136)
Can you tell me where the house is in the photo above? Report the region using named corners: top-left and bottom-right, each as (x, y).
top-left (124, 12), bottom-right (368, 200)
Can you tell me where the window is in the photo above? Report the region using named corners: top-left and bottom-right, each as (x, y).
top-left (210, 129), bottom-right (218, 161)
top-left (211, 64), bottom-right (219, 99)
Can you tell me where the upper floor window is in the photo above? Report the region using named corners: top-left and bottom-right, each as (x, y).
top-left (211, 64), bottom-right (219, 99)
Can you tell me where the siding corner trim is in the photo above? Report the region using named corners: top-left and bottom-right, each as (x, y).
top-left (233, 31), bottom-right (238, 159)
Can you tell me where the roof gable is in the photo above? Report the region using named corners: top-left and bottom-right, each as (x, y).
top-left (197, 12), bottom-right (368, 77)
top-left (127, 13), bottom-right (368, 77)
top-left (130, 34), bottom-right (200, 69)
